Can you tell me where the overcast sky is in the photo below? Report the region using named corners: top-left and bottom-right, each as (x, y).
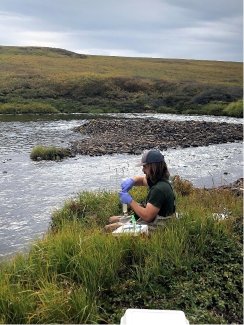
top-left (0, 0), bottom-right (242, 62)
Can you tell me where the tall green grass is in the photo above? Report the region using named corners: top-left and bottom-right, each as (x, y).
top-left (0, 179), bottom-right (242, 324)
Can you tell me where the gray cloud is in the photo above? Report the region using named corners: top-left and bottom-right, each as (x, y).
top-left (0, 0), bottom-right (242, 61)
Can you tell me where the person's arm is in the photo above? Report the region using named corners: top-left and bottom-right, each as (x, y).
top-left (130, 200), bottom-right (159, 222)
top-left (132, 175), bottom-right (148, 187)
top-left (119, 192), bottom-right (159, 223)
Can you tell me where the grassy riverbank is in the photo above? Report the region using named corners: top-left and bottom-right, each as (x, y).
top-left (0, 46), bottom-right (243, 117)
top-left (0, 179), bottom-right (242, 324)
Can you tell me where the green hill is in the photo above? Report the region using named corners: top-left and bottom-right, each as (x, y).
top-left (0, 46), bottom-right (242, 116)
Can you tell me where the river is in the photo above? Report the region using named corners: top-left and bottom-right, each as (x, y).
top-left (0, 113), bottom-right (243, 259)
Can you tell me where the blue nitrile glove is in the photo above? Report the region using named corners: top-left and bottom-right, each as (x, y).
top-left (119, 191), bottom-right (132, 204)
top-left (121, 178), bottom-right (135, 192)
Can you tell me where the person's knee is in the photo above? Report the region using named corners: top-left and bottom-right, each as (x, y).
top-left (109, 216), bottom-right (121, 223)
top-left (104, 222), bottom-right (122, 232)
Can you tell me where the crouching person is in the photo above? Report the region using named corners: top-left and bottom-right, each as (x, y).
top-left (105, 149), bottom-right (176, 232)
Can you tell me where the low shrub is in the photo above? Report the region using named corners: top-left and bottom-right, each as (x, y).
top-left (112, 77), bottom-right (153, 93)
top-left (223, 100), bottom-right (243, 118)
top-left (172, 175), bottom-right (194, 196)
top-left (199, 101), bottom-right (226, 116)
top-left (156, 106), bottom-right (178, 114)
top-left (191, 86), bottom-right (242, 105)
top-left (0, 102), bottom-right (60, 114)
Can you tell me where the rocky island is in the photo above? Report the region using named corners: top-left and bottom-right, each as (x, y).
top-left (71, 118), bottom-right (243, 156)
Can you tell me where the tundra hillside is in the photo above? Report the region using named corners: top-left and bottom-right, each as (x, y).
top-left (0, 46), bottom-right (242, 117)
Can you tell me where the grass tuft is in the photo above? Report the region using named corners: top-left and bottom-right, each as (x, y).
top-left (30, 145), bottom-right (72, 161)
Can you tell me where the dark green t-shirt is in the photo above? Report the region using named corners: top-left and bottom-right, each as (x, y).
top-left (146, 180), bottom-right (175, 217)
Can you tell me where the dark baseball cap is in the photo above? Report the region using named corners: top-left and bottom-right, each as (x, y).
top-left (136, 149), bottom-right (165, 166)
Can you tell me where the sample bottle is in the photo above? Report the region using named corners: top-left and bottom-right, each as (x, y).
top-left (122, 203), bottom-right (128, 216)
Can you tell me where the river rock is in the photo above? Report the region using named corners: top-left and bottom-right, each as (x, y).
top-left (212, 178), bottom-right (243, 196)
top-left (71, 118), bottom-right (243, 156)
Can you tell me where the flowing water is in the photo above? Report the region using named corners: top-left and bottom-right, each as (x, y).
top-left (0, 113), bottom-right (243, 258)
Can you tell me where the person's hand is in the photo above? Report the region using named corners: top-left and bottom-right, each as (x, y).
top-left (121, 178), bottom-right (135, 192)
top-left (119, 191), bottom-right (132, 204)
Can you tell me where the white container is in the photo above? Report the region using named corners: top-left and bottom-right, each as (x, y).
top-left (120, 309), bottom-right (189, 325)
top-left (112, 224), bottom-right (148, 236)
